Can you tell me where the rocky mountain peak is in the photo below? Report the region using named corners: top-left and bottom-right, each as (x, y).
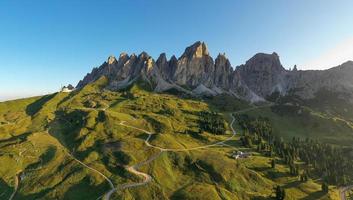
top-left (173, 41), bottom-right (214, 87)
top-left (170, 55), bottom-right (177, 63)
top-left (119, 52), bottom-right (129, 59)
top-left (237, 52), bottom-right (287, 97)
top-left (244, 52), bottom-right (285, 73)
top-left (215, 53), bottom-right (231, 71)
top-left (77, 41), bottom-right (353, 103)
top-left (117, 53), bottom-right (130, 65)
top-left (138, 51), bottom-right (150, 59)
top-left (155, 53), bottom-right (178, 80)
top-left (182, 41), bottom-right (209, 59)
top-left (214, 53), bottom-right (232, 88)
top-left (145, 57), bottom-right (155, 72)
top-left (340, 60), bottom-right (353, 68)
top-left (156, 53), bottom-right (167, 64)
top-left (107, 55), bottom-right (117, 65)
top-left (215, 53), bottom-right (229, 64)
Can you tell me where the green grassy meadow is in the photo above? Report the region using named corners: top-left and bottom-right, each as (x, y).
top-left (0, 77), bottom-right (347, 199)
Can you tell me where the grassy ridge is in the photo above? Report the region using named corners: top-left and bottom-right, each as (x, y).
top-left (0, 77), bottom-right (346, 199)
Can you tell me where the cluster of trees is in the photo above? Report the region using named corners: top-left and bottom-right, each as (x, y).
top-left (236, 113), bottom-right (353, 186)
top-left (198, 111), bottom-right (226, 135)
top-left (281, 137), bottom-right (353, 185)
top-left (143, 115), bottom-right (166, 133)
top-left (97, 110), bottom-right (106, 122)
top-left (236, 114), bottom-right (273, 139)
top-left (114, 151), bottom-right (132, 165)
top-left (236, 114), bottom-right (273, 148)
top-left (83, 99), bottom-right (99, 108)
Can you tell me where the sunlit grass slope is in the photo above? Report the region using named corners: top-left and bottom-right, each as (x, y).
top-left (0, 76), bottom-right (344, 199)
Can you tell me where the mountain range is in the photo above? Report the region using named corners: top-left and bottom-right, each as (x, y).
top-left (1, 41), bottom-right (353, 200)
top-left (77, 41), bottom-right (353, 103)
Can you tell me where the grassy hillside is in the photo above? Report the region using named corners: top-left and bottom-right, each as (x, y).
top-left (243, 104), bottom-right (353, 147)
top-left (0, 77), bottom-right (346, 200)
top-left (259, 90), bottom-right (353, 146)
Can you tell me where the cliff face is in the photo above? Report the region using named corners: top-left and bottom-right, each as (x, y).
top-left (76, 41), bottom-right (353, 102)
top-left (286, 61), bottom-right (353, 98)
top-left (237, 53), bottom-right (288, 96)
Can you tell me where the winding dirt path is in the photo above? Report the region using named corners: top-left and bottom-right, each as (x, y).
top-left (8, 173), bottom-right (19, 200)
top-left (49, 113), bottom-right (116, 200)
top-left (66, 104), bottom-right (271, 199)
top-left (65, 152), bottom-right (116, 200)
top-left (114, 113), bottom-right (238, 190)
top-left (118, 151), bottom-right (163, 190)
top-left (119, 117), bottom-right (237, 152)
top-left (111, 104), bottom-right (275, 192)
top-left (340, 185), bottom-right (353, 200)
top-left (2, 104), bottom-right (269, 200)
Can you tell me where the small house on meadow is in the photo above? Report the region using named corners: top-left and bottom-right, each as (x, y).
top-left (61, 84), bottom-right (75, 93)
top-left (232, 151), bottom-right (251, 159)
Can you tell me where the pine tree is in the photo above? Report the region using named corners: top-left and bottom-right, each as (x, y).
top-left (321, 182), bottom-right (329, 193)
top-left (271, 159), bottom-right (276, 169)
top-left (275, 185), bottom-right (285, 200)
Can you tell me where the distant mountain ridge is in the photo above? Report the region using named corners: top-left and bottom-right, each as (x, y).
top-left (77, 41), bottom-right (353, 102)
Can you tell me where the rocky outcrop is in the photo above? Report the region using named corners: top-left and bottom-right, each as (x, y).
top-left (76, 41), bottom-right (353, 102)
top-left (237, 52), bottom-right (288, 97)
top-left (286, 61), bottom-right (353, 99)
top-left (172, 41), bottom-right (215, 87)
top-left (214, 53), bottom-right (233, 88)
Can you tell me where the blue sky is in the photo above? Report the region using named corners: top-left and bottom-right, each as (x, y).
top-left (1, 0), bottom-right (353, 100)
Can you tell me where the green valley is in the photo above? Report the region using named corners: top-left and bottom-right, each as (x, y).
top-left (1, 77), bottom-right (351, 200)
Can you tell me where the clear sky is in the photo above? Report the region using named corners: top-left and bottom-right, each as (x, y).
top-left (1, 0), bottom-right (353, 101)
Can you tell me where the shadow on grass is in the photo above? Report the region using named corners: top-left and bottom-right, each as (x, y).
top-left (264, 169), bottom-right (289, 180)
top-left (0, 132), bottom-right (32, 147)
top-left (224, 139), bottom-right (242, 147)
top-left (18, 165), bottom-right (104, 200)
top-left (26, 93), bottom-right (56, 116)
top-left (300, 191), bottom-right (325, 200)
top-left (251, 195), bottom-right (271, 200)
top-left (250, 166), bottom-right (271, 172)
top-left (186, 130), bottom-right (208, 142)
top-left (63, 176), bottom-right (109, 200)
top-left (136, 133), bottom-right (149, 140)
top-left (169, 181), bottom-right (194, 200)
top-left (283, 180), bottom-right (301, 189)
top-left (135, 132), bottom-right (158, 144)
top-left (0, 178), bottom-right (12, 199)
top-left (48, 109), bottom-right (88, 151)
top-left (109, 98), bottom-right (126, 108)
top-left (56, 90), bottom-right (79, 107)
top-left (25, 146), bottom-right (57, 170)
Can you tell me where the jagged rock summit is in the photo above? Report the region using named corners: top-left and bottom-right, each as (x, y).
top-left (77, 41), bottom-right (353, 102)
